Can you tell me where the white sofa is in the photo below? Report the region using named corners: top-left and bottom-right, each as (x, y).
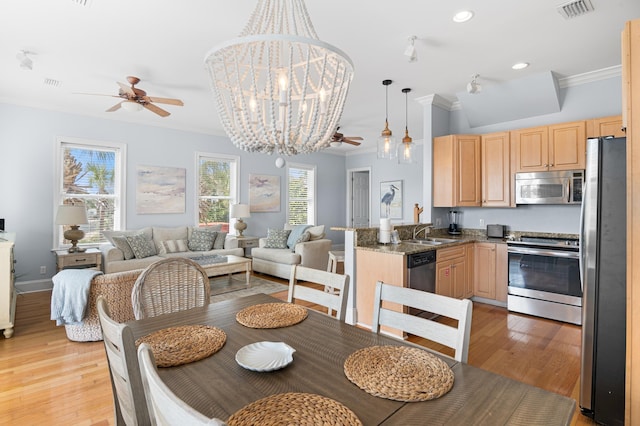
top-left (251, 225), bottom-right (331, 279)
top-left (101, 226), bottom-right (244, 274)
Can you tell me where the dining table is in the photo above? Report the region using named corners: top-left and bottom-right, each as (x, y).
top-left (126, 293), bottom-right (576, 425)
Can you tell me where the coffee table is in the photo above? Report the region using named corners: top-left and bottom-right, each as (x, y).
top-left (198, 255), bottom-right (252, 285)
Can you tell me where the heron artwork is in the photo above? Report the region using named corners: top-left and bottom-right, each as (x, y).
top-left (381, 184), bottom-right (400, 218)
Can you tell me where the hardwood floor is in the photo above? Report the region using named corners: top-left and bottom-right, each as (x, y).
top-left (1, 280), bottom-right (596, 425)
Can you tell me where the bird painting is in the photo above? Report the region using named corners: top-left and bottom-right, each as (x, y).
top-left (381, 183), bottom-right (401, 218)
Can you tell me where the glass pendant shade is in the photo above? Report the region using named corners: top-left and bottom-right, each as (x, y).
top-left (377, 80), bottom-right (396, 159)
top-left (204, 0), bottom-right (354, 156)
top-left (398, 87), bottom-right (413, 164)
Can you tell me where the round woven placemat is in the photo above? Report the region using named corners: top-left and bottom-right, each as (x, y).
top-left (343, 345), bottom-right (454, 402)
top-left (227, 392), bottom-right (362, 426)
top-left (135, 325), bottom-right (226, 368)
top-left (236, 303), bottom-right (308, 329)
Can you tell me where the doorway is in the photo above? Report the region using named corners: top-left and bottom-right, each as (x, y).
top-left (348, 168), bottom-right (371, 228)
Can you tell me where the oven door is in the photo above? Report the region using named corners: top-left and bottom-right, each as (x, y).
top-left (508, 246), bottom-right (582, 302)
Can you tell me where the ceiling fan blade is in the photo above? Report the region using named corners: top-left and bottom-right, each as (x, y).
top-left (343, 139), bottom-right (361, 146)
top-left (74, 92), bottom-right (121, 98)
top-left (344, 136), bottom-right (363, 141)
top-left (117, 81), bottom-right (135, 97)
top-left (146, 96), bottom-right (184, 106)
top-left (106, 101), bottom-right (124, 112)
top-left (144, 103), bottom-right (171, 117)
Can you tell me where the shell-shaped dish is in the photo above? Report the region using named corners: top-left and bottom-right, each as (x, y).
top-left (235, 341), bottom-right (296, 372)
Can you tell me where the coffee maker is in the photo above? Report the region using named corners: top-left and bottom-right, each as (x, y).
top-left (448, 210), bottom-right (461, 235)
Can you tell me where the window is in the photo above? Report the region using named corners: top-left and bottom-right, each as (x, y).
top-left (287, 163), bottom-right (316, 225)
top-left (55, 137), bottom-right (126, 248)
top-left (196, 153), bottom-right (239, 231)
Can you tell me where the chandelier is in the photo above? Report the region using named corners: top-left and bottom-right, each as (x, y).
top-left (204, 0), bottom-right (354, 155)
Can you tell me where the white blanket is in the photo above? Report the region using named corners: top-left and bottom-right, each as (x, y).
top-left (50, 269), bottom-right (103, 326)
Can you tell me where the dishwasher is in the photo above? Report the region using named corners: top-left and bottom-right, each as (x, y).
top-left (406, 250), bottom-right (437, 318)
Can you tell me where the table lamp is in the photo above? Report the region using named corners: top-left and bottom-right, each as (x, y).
top-left (56, 204), bottom-right (88, 253)
top-left (230, 204), bottom-right (250, 237)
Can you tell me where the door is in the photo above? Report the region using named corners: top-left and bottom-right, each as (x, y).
top-left (350, 169), bottom-right (370, 228)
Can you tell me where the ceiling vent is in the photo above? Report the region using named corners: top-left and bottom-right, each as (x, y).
top-left (43, 78), bottom-right (61, 88)
top-left (70, 0), bottom-right (92, 7)
top-left (557, 0), bottom-right (594, 19)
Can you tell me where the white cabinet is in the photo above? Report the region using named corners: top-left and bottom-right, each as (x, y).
top-left (0, 234), bottom-right (16, 338)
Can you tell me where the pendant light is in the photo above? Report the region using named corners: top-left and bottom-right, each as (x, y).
top-left (398, 87), bottom-right (414, 164)
top-left (377, 80), bottom-right (397, 159)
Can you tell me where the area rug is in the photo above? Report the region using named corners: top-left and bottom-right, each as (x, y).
top-left (210, 274), bottom-right (288, 303)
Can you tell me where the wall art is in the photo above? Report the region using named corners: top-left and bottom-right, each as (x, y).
top-left (136, 165), bottom-right (186, 214)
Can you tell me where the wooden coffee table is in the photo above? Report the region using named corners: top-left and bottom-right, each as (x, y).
top-left (198, 255), bottom-right (252, 285)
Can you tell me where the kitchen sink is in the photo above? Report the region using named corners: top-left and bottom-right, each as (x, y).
top-left (427, 237), bottom-right (460, 243)
top-left (403, 237), bottom-right (460, 246)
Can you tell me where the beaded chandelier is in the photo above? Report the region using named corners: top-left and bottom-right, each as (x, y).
top-left (204, 0), bottom-right (354, 155)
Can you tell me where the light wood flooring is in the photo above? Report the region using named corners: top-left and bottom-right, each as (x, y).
top-left (1, 275), bottom-right (596, 425)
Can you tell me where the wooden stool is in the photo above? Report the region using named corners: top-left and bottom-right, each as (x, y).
top-left (325, 251), bottom-right (345, 316)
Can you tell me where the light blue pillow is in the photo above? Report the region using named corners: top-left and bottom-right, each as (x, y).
top-left (287, 224), bottom-right (311, 249)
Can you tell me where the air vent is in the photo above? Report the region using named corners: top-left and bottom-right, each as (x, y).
top-left (557, 0), bottom-right (594, 19)
top-left (43, 78), bottom-right (61, 88)
top-left (70, 0), bottom-right (92, 7)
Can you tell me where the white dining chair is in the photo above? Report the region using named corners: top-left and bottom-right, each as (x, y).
top-left (372, 281), bottom-right (473, 363)
top-left (131, 257), bottom-right (211, 319)
top-left (288, 265), bottom-right (350, 321)
top-left (96, 296), bottom-right (151, 426)
top-left (137, 343), bottom-right (227, 426)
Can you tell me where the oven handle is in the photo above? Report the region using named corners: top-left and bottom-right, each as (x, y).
top-left (507, 246), bottom-right (579, 259)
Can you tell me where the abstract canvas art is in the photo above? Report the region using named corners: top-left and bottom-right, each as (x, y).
top-left (136, 165), bottom-right (186, 214)
top-left (249, 174), bottom-right (280, 212)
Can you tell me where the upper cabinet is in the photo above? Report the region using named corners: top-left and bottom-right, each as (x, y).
top-left (433, 135), bottom-right (481, 207)
top-left (586, 115), bottom-right (626, 138)
top-left (481, 131), bottom-right (511, 207)
top-left (511, 121), bottom-right (586, 172)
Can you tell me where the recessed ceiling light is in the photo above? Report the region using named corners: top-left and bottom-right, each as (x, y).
top-left (512, 62), bottom-right (530, 70)
top-left (453, 10), bottom-right (474, 23)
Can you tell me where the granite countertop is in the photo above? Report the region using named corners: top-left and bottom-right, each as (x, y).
top-left (356, 235), bottom-right (508, 256)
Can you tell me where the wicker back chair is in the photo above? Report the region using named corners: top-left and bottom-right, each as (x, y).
top-left (97, 296), bottom-right (151, 426)
top-left (131, 257), bottom-right (211, 320)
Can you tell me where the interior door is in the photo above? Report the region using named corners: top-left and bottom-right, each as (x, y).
top-left (351, 170), bottom-right (370, 227)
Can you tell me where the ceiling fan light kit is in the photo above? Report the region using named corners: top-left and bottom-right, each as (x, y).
top-left (377, 79), bottom-right (397, 159)
top-left (121, 100), bottom-right (143, 112)
top-left (204, 0), bottom-right (354, 156)
top-left (398, 87), bottom-right (414, 164)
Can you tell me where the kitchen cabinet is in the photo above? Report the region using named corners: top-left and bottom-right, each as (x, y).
top-left (511, 121), bottom-right (586, 172)
top-left (473, 242), bottom-right (508, 303)
top-left (355, 249), bottom-right (405, 336)
top-left (436, 244), bottom-right (472, 299)
top-left (0, 234), bottom-right (16, 338)
top-left (586, 115), bottom-right (626, 138)
top-left (433, 135), bottom-right (481, 207)
top-left (481, 131), bottom-right (512, 207)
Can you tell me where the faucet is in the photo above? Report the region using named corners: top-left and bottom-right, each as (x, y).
top-left (413, 224), bottom-right (432, 240)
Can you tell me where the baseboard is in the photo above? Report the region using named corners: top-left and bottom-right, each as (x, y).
top-left (471, 296), bottom-right (507, 308)
top-left (15, 278), bottom-right (53, 294)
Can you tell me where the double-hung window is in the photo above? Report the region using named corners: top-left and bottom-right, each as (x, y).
top-left (287, 163), bottom-right (316, 225)
top-left (196, 153), bottom-right (239, 231)
top-left (55, 137), bottom-right (125, 248)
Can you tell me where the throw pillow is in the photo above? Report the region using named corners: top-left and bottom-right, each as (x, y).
top-left (287, 224), bottom-right (311, 249)
top-left (112, 235), bottom-right (135, 260)
top-left (212, 231), bottom-right (228, 250)
top-left (162, 239), bottom-right (189, 254)
top-left (125, 234), bottom-right (157, 259)
top-left (188, 229), bottom-right (216, 251)
top-left (307, 225), bottom-right (325, 240)
top-left (296, 231), bottom-right (311, 245)
top-left (188, 225), bottom-right (222, 241)
top-left (264, 228), bottom-right (291, 249)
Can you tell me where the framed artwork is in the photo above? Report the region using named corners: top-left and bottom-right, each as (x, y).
top-left (380, 180), bottom-right (403, 219)
top-left (249, 174), bottom-right (280, 212)
top-left (136, 165), bottom-right (186, 214)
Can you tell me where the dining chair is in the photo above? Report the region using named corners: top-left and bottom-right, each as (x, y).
top-left (137, 343), bottom-right (227, 426)
top-left (96, 296), bottom-right (151, 426)
top-left (131, 257), bottom-right (211, 320)
top-left (372, 281), bottom-right (473, 363)
top-left (288, 265), bottom-right (350, 321)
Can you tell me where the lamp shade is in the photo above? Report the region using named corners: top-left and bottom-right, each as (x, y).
top-left (55, 205), bottom-right (88, 225)
top-left (230, 204), bottom-right (250, 219)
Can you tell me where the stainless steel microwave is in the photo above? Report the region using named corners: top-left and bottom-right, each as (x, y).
top-left (515, 170), bottom-right (584, 205)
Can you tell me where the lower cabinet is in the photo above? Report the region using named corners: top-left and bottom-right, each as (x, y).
top-left (436, 244), bottom-right (472, 299)
top-left (473, 242), bottom-right (508, 303)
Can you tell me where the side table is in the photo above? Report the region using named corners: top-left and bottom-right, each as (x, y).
top-left (234, 236), bottom-right (260, 257)
top-left (54, 248), bottom-right (102, 273)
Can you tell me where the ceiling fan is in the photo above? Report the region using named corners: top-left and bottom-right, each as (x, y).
top-left (79, 76), bottom-right (184, 117)
top-left (330, 127), bottom-right (363, 146)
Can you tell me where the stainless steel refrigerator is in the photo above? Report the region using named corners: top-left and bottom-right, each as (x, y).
top-left (579, 136), bottom-right (626, 425)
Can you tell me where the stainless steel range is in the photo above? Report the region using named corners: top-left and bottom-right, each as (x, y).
top-left (507, 236), bottom-right (581, 325)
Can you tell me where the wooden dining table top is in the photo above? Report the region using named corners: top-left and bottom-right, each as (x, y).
top-left (126, 293), bottom-right (576, 425)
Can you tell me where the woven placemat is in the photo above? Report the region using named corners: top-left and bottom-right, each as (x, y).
top-left (344, 345), bottom-right (454, 402)
top-left (135, 325), bottom-right (226, 368)
top-left (236, 303), bottom-right (308, 329)
top-left (227, 392), bottom-right (362, 426)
